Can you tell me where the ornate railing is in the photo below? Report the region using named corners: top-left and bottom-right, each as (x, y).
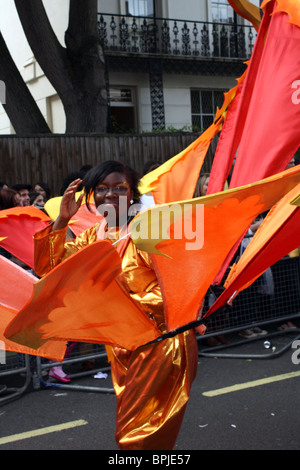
top-left (98, 14), bottom-right (256, 60)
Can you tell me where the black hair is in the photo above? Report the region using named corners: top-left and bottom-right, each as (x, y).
top-left (12, 183), bottom-right (32, 191)
top-left (83, 160), bottom-right (141, 210)
top-left (61, 171), bottom-right (83, 195)
top-left (79, 164), bottom-right (93, 176)
top-left (143, 160), bottom-right (161, 175)
top-left (29, 191), bottom-right (43, 205)
top-left (35, 181), bottom-right (51, 199)
top-left (0, 187), bottom-right (20, 209)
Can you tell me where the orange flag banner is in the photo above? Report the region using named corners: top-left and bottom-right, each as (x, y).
top-left (208, 1), bottom-right (273, 194)
top-left (207, 71), bottom-right (246, 194)
top-left (5, 240), bottom-right (161, 355)
top-left (229, 1), bottom-right (300, 188)
top-left (262, 0), bottom-right (300, 29)
top-left (205, 183), bottom-right (300, 318)
top-left (129, 166), bottom-right (300, 331)
top-left (139, 121), bottom-right (221, 205)
top-left (0, 206), bottom-right (51, 268)
top-left (0, 256), bottom-right (66, 362)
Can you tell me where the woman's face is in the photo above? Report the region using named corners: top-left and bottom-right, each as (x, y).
top-left (201, 177), bottom-right (209, 196)
top-left (35, 185), bottom-right (47, 198)
top-left (34, 195), bottom-right (45, 208)
top-left (94, 172), bottom-right (133, 226)
top-left (14, 193), bottom-right (22, 206)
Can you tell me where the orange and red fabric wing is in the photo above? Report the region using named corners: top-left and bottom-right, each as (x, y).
top-left (130, 166), bottom-right (300, 331)
top-left (209, 0), bottom-right (300, 193)
top-left (0, 206), bottom-right (51, 268)
top-left (207, 73), bottom-right (246, 195)
top-left (205, 183), bottom-right (300, 318)
top-left (229, 2), bottom-right (300, 188)
top-left (5, 239), bottom-right (161, 354)
top-left (262, 0), bottom-right (300, 29)
top-left (139, 122), bottom-right (221, 205)
top-left (0, 256), bottom-right (66, 361)
top-left (207, 1), bottom-right (273, 194)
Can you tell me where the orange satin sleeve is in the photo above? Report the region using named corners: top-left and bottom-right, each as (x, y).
top-left (33, 223), bottom-right (99, 276)
top-left (119, 242), bottom-right (166, 334)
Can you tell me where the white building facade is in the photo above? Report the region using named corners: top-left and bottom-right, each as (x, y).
top-left (0, 0), bottom-right (259, 134)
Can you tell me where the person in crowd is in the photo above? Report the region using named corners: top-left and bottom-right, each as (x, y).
top-left (139, 160), bottom-right (161, 210)
top-left (0, 187), bottom-right (22, 209)
top-left (193, 172), bottom-right (210, 198)
top-left (59, 166), bottom-right (93, 197)
top-left (285, 156), bottom-right (296, 169)
top-left (142, 159), bottom-right (161, 175)
top-left (34, 182), bottom-right (51, 202)
top-left (276, 154), bottom-right (298, 329)
top-left (79, 164), bottom-right (93, 177)
top-left (12, 183), bottom-right (32, 206)
top-left (0, 182), bottom-right (8, 190)
top-left (0, 187), bottom-right (22, 260)
top-left (237, 216), bottom-right (270, 338)
top-left (33, 160), bottom-right (198, 450)
top-left (29, 191), bottom-right (46, 210)
top-left (237, 156), bottom-right (298, 336)
top-left (60, 171), bottom-right (84, 195)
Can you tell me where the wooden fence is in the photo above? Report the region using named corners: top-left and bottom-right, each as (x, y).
top-left (0, 133), bottom-right (216, 196)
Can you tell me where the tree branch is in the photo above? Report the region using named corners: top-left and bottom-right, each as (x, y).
top-left (0, 31), bottom-right (50, 134)
top-left (14, 0), bottom-right (73, 94)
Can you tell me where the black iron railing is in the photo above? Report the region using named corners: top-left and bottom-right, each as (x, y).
top-left (98, 14), bottom-right (256, 60)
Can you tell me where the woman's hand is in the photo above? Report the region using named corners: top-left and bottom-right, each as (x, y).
top-left (52, 178), bottom-right (84, 231)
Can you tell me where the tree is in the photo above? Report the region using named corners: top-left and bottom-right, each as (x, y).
top-left (0, 0), bottom-right (108, 134)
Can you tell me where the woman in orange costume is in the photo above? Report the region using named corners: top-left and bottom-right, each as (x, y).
top-left (33, 161), bottom-right (198, 450)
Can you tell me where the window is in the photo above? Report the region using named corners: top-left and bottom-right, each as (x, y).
top-left (211, 0), bottom-right (235, 23)
top-left (191, 89), bottom-right (224, 131)
top-left (109, 87), bottom-right (137, 133)
top-left (125, 0), bottom-right (155, 17)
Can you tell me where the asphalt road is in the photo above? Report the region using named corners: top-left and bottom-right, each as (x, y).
top-left (1, 329), bottom-right (300, 454)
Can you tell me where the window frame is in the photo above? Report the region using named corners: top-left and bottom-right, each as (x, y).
top-left (125, 0), bottom-right (155, 17)
top-left (190, 88), bottom-right (225, 132)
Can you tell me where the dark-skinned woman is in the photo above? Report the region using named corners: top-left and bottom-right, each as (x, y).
top-left (33, 161), bottom-right (198, 450)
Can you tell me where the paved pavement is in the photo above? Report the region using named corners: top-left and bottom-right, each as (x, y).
top-left (0, 329), bottom-right (300, 453)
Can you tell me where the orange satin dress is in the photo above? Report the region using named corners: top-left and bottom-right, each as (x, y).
top-left (33, 223), bottom-right (198, 450)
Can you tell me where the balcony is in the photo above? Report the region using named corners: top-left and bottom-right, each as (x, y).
top-left (97, 13), bottom-right (256, 61)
